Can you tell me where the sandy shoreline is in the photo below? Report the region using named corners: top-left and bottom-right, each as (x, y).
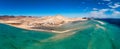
top-left (0, 21), bottom-right (88, 34)
top-left (0, 22), bottom-right (79, 33)
top-left (0, 16), bottom-right (88, 33)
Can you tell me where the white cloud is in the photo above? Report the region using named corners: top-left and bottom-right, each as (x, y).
top-left (103, 0), bottom-right (111, 1)
top-left (89, 8), bottom-right (120, 18)
top-left (89, 9), bottom-right (109, 18)
top-left (98, 2), bottom-right (101, 5)
top-left (98, 2), bottom-right (105, 5)
top-left (99, 9), bottom-right (109, 12)
top-left (88, 2), bottom-right (120, 18)
top-left (108, 3), bottom-right (120, 8)
top-left (107, 2), bottom-right (112, 5)
top-left (83, 7), bottom-right (89, 12)
top-left (111, 10), bottom-right (120, 17)
top-left (93, 8), bottom-right (98, 10)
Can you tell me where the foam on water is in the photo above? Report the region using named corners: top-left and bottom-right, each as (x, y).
top-left (96, 24), bottom-right (106, 30)
top-left (96, 20), bottom-right (106, 25)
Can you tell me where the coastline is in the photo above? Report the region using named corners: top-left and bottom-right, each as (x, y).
top-left (0, 16), bottom-right (88, 33)
top-left (0, 22), bottom-right (79, 33)
top-left (0, 20), bottom-right (89, 34)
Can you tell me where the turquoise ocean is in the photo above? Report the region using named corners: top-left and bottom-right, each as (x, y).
top-left (0, 19), bottom-right (120, 49)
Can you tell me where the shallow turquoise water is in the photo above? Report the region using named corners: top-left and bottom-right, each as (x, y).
top-left (0, 20), bottom-right (120, 49)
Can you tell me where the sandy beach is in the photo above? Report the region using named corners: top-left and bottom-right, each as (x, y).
top-left (0, 15), bottom-right (88, 33)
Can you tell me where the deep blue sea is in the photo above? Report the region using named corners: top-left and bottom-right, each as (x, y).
top-left (97, 18), bottom-right (120, 27)
top-left (0, 19), bottom-right (120, 49)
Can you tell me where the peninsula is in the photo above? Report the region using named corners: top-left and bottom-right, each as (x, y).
top-left (0, 15), bottom-right (88, 33)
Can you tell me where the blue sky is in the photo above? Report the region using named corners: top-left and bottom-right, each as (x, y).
top-left (0, 0), bottom-right (120, 18)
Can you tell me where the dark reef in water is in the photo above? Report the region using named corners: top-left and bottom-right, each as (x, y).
top-left (96, 18), bottom-right (120, 27)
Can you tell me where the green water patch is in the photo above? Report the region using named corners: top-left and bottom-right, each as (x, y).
top-left (0, 20), bottom-right (120, 49)
top-left (0, 23), bottom-right (55, 49)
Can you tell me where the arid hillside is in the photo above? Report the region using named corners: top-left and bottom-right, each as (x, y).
top-left (0, 15), bottom-right (88, 31)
